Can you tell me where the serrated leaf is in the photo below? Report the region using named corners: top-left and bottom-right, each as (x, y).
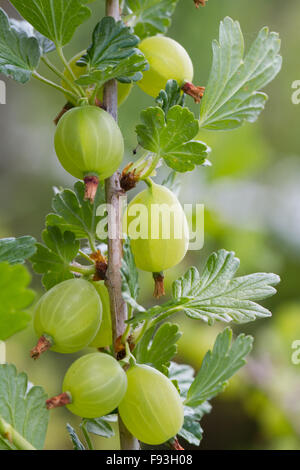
top-left (66, 424), bottom-right (85, 450)
top-left (46, 182), bottom-right (105, 243)
top-left (81, 415), bottom-right (117, 439)
top-left (124, 0), bottom-right (179, 40)
top-left (136, 105), bottom-right (210, 172)
top-left (0, 364), bottom-right (49, 449)
top-left (156, 79), bottom-right (185, 116)
top-left (10, 0), bottom-right (91, 47)
top-left (0, 8), bottom-right (40, 83)
top-left (199, 17), bottom-right (282, 130)
top-left (0, 263), bottom-right (35, 341)
top-left (134, 323), bottom-right (181, 374)
top-left (0, 236), bottom-right (36, 265)
top-left (128, 249), bottom-right (280, 327)
top-left (185, 328), bottom-right (253, 407)
top-left (9, 18), bottom-right (55, 54)
top-left (75, 17), bottom-right (148, 87)
top-left (30, 226), bottom-right (80, 290)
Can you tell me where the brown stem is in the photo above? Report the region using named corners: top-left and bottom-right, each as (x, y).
top-left (153, 272), bottom-right (166, 298)
top-left (46, 392), bottom-right (71, 410)
top-left (30, 335), bottom-right (53, 360)
top-left (169, 437), bottom-right (184, 450)
top-left (104, 0), bottom-right (140, 451)
top-left (54, 102), bottom-right (73, 126)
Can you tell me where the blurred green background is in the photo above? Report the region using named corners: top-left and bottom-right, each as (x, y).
top-left (1, 0), bottom-right (300, 450)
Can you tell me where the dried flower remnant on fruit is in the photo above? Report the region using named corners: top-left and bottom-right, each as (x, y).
top-left (120, 163), bottom-right (142, 192)
top-left (90, 250), bottom-right (108, 281)
top-left (84, 175), bottom-right (99, 203)
top-left (194, 0), bottom-right (207, 7)
top-left (30, 335), bottom-right (53, 360)
top-left (153, 272), bottom-right (166, 298)
top-left (46, 392), bottom-right (71, 410)
top-left (115, 335), bottom-right (135, 361)
top-left (182, 83), bottom-right (205, 103)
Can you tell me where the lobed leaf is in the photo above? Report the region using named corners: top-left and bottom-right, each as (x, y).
top-left (155, 79), bottom-right (185, 116)
top-left (136, 105), bottom-right (210, 172)
top-left (124, 0), bottom-right (179, 40)
top-left (0, 263), bottom-right (35, 341)
top-left (10, 0), bottom-right (91, 47)
top-left (134, 323), bottom-right (182, 374)
top-left (81, 415), bottom-right (117, 439)
top-left (46, 182), bottom-right (105, 242)
top-left (66, 424), bottom-right (85, 450)
top-left (128, 249), bottom-right (280, 327)
top-left (75, 16), bottom-right (148, 87)
top-left (199, 17), bottom-right (282, 130)
top-left (185, 328), bottom-right (253, 407)
top-left (121, 237), bottom-right (144, 313)
top-left (30, 226), bottom-right (80, 290)
top-left (0, 8), bottom-right (40, 83)
top-left (0, 364), bottom-right (49, 449)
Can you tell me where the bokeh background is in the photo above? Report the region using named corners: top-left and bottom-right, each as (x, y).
top-left (1, 0), bottom-right (300, 450)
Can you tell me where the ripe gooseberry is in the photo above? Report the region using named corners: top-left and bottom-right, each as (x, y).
top-left (118, 364), bottom-right (184, 445)
top-left (62, 51), bottom-right (133, 106)
top-left (89, 282), bottom-right (112, 348)
top-left (31, 279), bottom-right (102, 359)
top-left (138, 36), bottom-right (193, 98)
top-left (46, 353), bottom-right (127, 418)
top-left (124, 182), bottom-right (189, 295)
top-left (54, 105), bottom-right (124, 201)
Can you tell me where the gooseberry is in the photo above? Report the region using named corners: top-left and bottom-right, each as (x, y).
top-left (54, 105), bottom-right (124, 200)
top-left (46, 353), bottom-right (127, 418)
top-left (31, 279), bottom-right (102, 358)
top-left (118, 364), bottom-right (184, 445)
top-left (138, 36), bottom-right (193, 98)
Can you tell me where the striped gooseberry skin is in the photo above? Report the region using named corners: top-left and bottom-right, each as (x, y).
top-left (62, 51), bottom-right (133, 107)
top-left (89, 282), bottom-right (112, 348)
top-left (33, 279), bottom-right (102, 354)
top-left (138, 36), bottom-right (193, 98)
top-left (54, 106), bottom-right (124, 181)
top-left (118, 364), bottom-right (184, 445)
top-left (124, 183), bottom-right (189, 273)
top-left (63, 353), bottom-right (127, 418)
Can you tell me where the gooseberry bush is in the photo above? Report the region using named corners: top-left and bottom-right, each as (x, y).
top-left (0, 0), bottom-right (282, 451)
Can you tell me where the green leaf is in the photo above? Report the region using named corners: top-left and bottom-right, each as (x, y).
top-left (124, 0), bottom-right (179, 40)
top-left (10, 0), bottom-right (91, 47)
top-left (81, 415), bottom-right (117, 439)
top-left (66, 424), bottom-right (86, 450)
top-left (134, 323), bottom-right (182, 374)
top-left (168, 362), bottom-right (211, 446)
top-left (30, 226), bottom-right (80, 290)
top-left (46, 182), bottom-right (105, 243)
top-left (136, 105), bottom-right (210, 172)
top-left (0, 263), bottom-right (35, 341)
top-left (121, 237), bottom-right (144, 313)
top-left (0, 8), bottom-right (40, 83)
top-left (185, 328), bottom-right (253, 407)
top-left (156, 79), bottom-right (185, 116)
top-left (199, 17), bottom-right (282, 130)
top-left (128, 249), bottom-right (280, 327)
top-left (75, 17), bottom-right (148, 87)
top-left (0, 364), bottom-right (49, 449)
top-left (9, 18), bottom-right (55, 54)
top-left (0, 236), bottom-right (36, 265)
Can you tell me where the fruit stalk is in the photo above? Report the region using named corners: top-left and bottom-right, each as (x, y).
top-left (104, 0), bottom-right (140, 451)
